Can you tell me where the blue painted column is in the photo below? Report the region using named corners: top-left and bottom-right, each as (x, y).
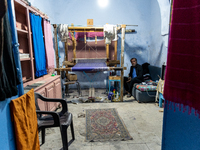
top-left (162, 100), bottom-right (200, 150)
top-left (0, 96), bottom-right (18, 150)
top-left (7, 0), bottom-right (24, 96)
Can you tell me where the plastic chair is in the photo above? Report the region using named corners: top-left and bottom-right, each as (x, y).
top-left (34, 93), bottom-right (75, 150)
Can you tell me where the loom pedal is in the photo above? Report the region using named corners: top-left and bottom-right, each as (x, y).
top-left (89, 88), bottom-right (95, 101)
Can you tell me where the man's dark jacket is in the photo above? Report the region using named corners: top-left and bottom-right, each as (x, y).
top-left (128, 64), bottom-right (143, 81)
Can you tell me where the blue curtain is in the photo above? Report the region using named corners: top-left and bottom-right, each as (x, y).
top-left (29, 13), bottom-right (47, 77)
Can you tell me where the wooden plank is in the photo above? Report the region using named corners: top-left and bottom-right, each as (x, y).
top-left (53, 24), bottom-right (60, 75)
top-left (55, 67), bottom-right (124, 71)
top-left (71, 32), bottom-right (76, 61)
top-left (68, 26), bottom-right (104, 33)
top-left (73, 58), bottom-right (107, 60)
top-left (64, 41), bottom-right (69, 95)
top-left (114, 40), bottom-right (117, 67)
top-left (55, 68), bottom-right (72, 71)
top-left (26, 7), bottom-right (35, 80)
top-left (64, 81), bottom-right (76, 85)
top-left (14, 0), bottom-right (27, 7)
top-left (106, 44), bottom-right (109, 60)
top-left (20, 58), bottom-right (30, 61)
top-left (114, 40), bottom-right (117, 60)
top-left (65, 41), bottom-right (68, 61)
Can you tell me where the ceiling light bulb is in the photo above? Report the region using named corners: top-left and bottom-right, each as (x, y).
top-left (98, 0), bottom-right (109, 8)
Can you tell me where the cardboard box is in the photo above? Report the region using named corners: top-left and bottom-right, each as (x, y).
top-left (67, 74), bottom-right (77, 81)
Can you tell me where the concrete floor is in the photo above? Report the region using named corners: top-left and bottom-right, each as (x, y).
top-left (40, 89), bottom-right (164, 150)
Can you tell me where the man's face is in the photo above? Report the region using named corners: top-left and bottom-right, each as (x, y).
top-left (131, 59), bottom-right (137, 67)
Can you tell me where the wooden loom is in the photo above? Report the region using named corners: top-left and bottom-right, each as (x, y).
top-left (53, 24), bottom-right (127, 102)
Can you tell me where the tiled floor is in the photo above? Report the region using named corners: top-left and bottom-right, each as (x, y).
top-left (40, 89), bottom-right (164, 150)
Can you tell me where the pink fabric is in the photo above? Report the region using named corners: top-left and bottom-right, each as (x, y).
top-left (69, 32), bottom-right (104, 41)
top-left (164, 0), bottom-right (200, 116)
top-left (43, 20), bottom-right (55, 70)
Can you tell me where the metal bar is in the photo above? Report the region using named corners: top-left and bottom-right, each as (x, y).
top-left (55, 67), bottom-right (125, 71)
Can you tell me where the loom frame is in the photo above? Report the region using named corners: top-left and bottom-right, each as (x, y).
top-left (53, 24), bottom-right (126, 101)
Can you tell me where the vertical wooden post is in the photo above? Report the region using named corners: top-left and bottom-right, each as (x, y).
top-left (65, 41), bottom-right (68, 61)
top-left (64, 41), bottom-right (68, 96)
top-left (26, 8), bottom-right (35, 80)
top-left (106, 44), bottom-right (109, 60)
top-left (120, 24), bottom-right (126, 102)
top-left (71, 32), bottom-right (76, 61)
top-left (53, 24), bottom-right (60, 75)
top-left (114, 40), bottom-right (117, 66)
top-left (64, 41), bottom-right (68, 76)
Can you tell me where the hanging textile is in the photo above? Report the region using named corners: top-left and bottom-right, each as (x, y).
top-left (43, 19), bottom-right (55, 72)
top-left (29, 13), bottom-right (47, 77)
top-left (164, 0), bottom-right (200, 116)
top-left (72, 59), bottom-right (108, 71)
top-left (10, 89), bottom-right (40, 150)
top-left (0, 11), bottom-right (20, 101)
top-left (7, 0), bottom-right (24, 96)
top-left (69, 32), bottom-right (104, 41)
top-left (0, 0), bottom-right (7, 77)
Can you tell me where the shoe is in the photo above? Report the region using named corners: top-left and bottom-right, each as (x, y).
top-left (127, 93), bottom-right (131, 98)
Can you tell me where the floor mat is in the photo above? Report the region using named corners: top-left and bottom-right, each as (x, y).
top-left (85, 108), bottom-right (133, 142)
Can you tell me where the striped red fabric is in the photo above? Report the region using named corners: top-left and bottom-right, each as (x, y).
top-left (164, 0), bottom-right (200, 116)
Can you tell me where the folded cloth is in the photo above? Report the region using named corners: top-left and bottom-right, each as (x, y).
top-left (10, 89), bottom-right (40, 150)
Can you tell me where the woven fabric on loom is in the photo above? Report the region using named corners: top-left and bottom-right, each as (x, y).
top-left (69, 32), bottom-right (104, 41)
top-left (72, 59), bottom-right (108, 71)
top-left (164, 0), bottom-right (200, 115)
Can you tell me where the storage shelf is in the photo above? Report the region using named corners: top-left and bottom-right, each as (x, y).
top-left (20, 58), bottom-right (30, 61)
top-left (22, 78), bottom-right (32, 83)
top-left (17, 28), bottom-right (28, 34)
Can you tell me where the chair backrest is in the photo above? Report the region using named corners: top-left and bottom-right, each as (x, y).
top-left (148, 65), bottom-right (161, 81)
top-left (34, 92), bottom-right (68, 117)
top-left (34, 93), bottom-right (41, 111)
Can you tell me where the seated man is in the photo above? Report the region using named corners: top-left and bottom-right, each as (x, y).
top-left (124, 58), bottom-right (143, 97)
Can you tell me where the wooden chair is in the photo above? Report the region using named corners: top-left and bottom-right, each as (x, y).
top-left (34, 93), bottom-right (75, 150)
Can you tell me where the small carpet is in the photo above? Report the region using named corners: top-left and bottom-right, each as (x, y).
top-left (86, 108), bottom-right (133, 142)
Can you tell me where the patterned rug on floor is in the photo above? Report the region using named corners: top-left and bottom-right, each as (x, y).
top-left (85, 108), bottom-right (133, 142)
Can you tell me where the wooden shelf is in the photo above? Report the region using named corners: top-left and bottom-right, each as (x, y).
top-left (17, 28), bottom-right (28, 34)
top-left (22, 77), bottom-right (32, 83)
top-left (20, 58), bottom-right (30, 61)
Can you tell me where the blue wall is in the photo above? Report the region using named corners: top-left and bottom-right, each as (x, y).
top-left (162, 101), bottom-right (200, 150)
top-left (29, 0), bottom-right (169, 88)
top-left (0, 96), bottom-right (17, 150)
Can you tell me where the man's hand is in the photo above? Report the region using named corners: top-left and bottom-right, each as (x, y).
top-left (127, 77), bottom-right (131, 83)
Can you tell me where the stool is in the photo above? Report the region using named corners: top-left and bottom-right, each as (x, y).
top-left (64, 80), bottom-right (81, 97)
top-left (108, 76), bottom-right (121, 95)
top-left (159, 93), bottom-right (165, 107)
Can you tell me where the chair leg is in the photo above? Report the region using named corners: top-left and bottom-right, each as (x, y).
top-left (41, 128), bottom-right (45, 144)
top-left (70, 118), bottom-right (75, 140)
top-left (61, 126), bottom-right (68, 150)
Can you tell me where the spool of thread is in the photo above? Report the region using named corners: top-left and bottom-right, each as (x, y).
top-left (113, 89), bottom-right (115, 97)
